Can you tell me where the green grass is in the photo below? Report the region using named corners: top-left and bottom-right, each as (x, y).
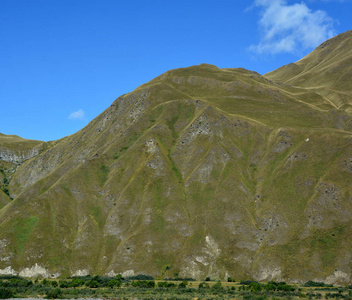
top-left (90, 206), bottom-right (104, 229)
top-left (168, 154), bottom-right (183, 182)
top-left (61, 183), bottom-right (72, 197)
top-left (152, 214), bottom-right (165, 233)
top-left (13, 216), bottom-right (39, 255)
top-left (98, 165), bottom-right (110, 186)
top-left (153, 179), bottom-right (166, 210)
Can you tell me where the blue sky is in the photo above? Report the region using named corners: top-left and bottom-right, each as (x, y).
top-left (1, 0), bottom-right (351, 141)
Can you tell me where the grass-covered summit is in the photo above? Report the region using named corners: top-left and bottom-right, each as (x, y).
top-left (0, 31), bottom-right (352, 284)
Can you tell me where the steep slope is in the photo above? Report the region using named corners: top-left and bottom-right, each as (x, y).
top-left (0, 133), bottom-right (44, 202)
top-left (266, 30), bottom-right (352, 113)
top-left (0, 33), bottom-right (352, 283)
top-left (0, 190), bottom-right (9, 209)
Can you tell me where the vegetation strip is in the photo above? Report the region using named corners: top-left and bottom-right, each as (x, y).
top-left (1, 274), bottom-right (351, 299)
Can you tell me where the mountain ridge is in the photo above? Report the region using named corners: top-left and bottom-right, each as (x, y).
top-left (266, 30), bottom-right (352, 113)
top-left (0, 30), bottom-right (352, 283)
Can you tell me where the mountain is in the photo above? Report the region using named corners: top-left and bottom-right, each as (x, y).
top-left (0, 31), bottom-right (352, 283)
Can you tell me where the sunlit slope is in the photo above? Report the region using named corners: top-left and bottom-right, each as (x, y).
top-left (0, 133), bottom-right (41, 147)
top-left (266, 30), bottom-right (352, 112)
top-left (0, 34), bottom-right (352, 283)
top-left (0, 133), bottom-right (44, 203)
top-left (0, 190), bottom-right (9, 209)
top-left (151, 64), bottom-right (352, 130)
top-left (7, 64), bottom-right (352, 200)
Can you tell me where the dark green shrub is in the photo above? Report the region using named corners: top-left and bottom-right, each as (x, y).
top-left (277, 284), bottom-right (295, 291)
top-left (116, 274), bottom-right (124, 280)
top-left (212, 281), bottom-right (222, 289)
top-left (26, 280), bottom-right (33, 287)
top-left (0, 287), bottom-right (13, 299)
top-left (42, 279), bottom-right (50, 286)
top-left (127, 274), bottom-right (154, 280)
top-left (249, 281), bottom-right (262, 292)
top-left (158, 281), bottom-right (168, 288)
top-left (263, 281), bottom-right (295, 292)
top-left (2, 188), bottom-right (9, 196)
top-left (304, 280), bottom-right (333, 287)
top-left (131, 280), bottom-right (155, 288)
top-left (178, 281), bottom-right (188, 288)
top-left (264, 282), bottom-right (276, 291)
top-left (164, 277), bottom-right (196, 281)
top-left (107, 279), bottom-right (121, 288)
top-left (241, 280), bottom-right (256, 285)
top-left (86, 280), bottom-right (99, 288)
top-left (198, 282), bottom-right (209, 289)
top-left (59, 280), bottom-right (69, 288)
top-left (45, 287), bottom-right (62, 299)
top-left (158, 281), bottom-right (176, 288)
top-left (69, 277), bottom-right (85, 287)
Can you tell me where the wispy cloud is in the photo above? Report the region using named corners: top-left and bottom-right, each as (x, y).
top-left (68, 109), bottom-right (85, 120)
top-left (249, 0), bottom-right (336, 54)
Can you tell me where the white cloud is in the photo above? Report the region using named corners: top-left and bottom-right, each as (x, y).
top-left (250, 0), bottom-right (336, 54)
top-left (68, 109), bottom-right (85, 120)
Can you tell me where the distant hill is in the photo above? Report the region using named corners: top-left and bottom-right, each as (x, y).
top-left (0, 31), bottom-right (352, 284)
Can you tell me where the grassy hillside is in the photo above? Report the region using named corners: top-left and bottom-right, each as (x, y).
top-left (266, 30), bottom-right (352, 113)
top-left (0, 190), bottom-right (9, 209)
top-left (0, 133), bottom-right (44, 201)
top-left (0, 31), bottom-right (352, 283)
top-left (0, 133), bottom-right (42, 151)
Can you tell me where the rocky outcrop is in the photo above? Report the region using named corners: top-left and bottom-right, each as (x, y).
top-left (0, 148), bottom-right (39, 164)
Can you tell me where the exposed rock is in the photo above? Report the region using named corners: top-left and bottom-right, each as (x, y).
top-left (0, 266), bottom-right (17, 276)
top-left (325, 270), bottom-right (350, 285)
top-left (19, 264), bottom-right (55, 278)
top-left (0, 148), bottom-right (39, 164)
top-left (73, 269), bottom-right (90, 277)
top-left (122, 269), bottom-right (134, 277)
top-left (254, 266), bottom-right (282, 282)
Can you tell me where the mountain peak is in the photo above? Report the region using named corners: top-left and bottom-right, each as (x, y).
top-left (265, 30), bottom-right (352, 111)
top-left (317, 29), bottom-right (352, 50)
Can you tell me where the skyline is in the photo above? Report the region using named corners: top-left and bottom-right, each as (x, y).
top-left (1, 0), bottom-right (351, 141)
